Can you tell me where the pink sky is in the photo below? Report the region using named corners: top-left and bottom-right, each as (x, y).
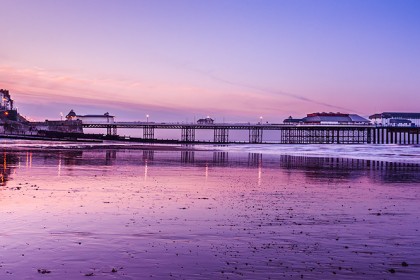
top-left (1, 0), bottom-right (419, 122)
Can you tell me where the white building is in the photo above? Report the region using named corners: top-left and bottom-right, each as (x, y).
top-left (369, 112), bottom-right (420, 127)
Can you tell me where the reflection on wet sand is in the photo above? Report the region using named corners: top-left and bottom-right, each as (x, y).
top-left (3, 149), bottom-right (420, 186)
top-left (1, 148), bottom-right (419, 279)
top-left (0, 152), bottom-right (19, 186)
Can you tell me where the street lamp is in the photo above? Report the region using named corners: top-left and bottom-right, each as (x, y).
top-left (259, 116), bottom-right (263, 124)
top-left (146, 114), bottom-right (149, 123)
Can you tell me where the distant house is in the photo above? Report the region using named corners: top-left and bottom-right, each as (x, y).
top-left (197, 117), bottom-right (214, 124)
top-left (369, 112), bottom-right (420, 127)
top-left (283, 112), bottom-right (370, 125)
top-left (66, 110), bottom-right (115, 123)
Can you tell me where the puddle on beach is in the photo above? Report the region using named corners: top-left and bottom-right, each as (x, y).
top-left (0, 149), bottom-right (419, 279)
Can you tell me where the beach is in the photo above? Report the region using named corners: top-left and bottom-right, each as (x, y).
top-left (1, 143), bottom-right (419, 279)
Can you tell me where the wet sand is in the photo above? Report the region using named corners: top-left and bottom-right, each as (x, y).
top-left (1, 149), bottom-right (419, 279)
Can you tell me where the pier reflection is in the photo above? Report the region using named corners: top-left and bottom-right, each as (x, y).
top-left (212, 152), bottom-right (228, 166)
top-left (142, 150), bottom-right (154, 161)
top-left (2, 149), bottom-right (420, 185)
top-left (181, 151), bottom-right (194, 163)
top-left (0, 152), bottom-right (19, 186)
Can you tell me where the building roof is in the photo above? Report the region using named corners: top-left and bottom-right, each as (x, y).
top-left (369, 113), bottom-right (382, 119)
top-left (283, 118), bottom-right (303, 123)
top-left (348, 114), bottom-right (370, 123)
top-left (302, 114), bottom-right (369, 123)
top-left (389, 119), bottom-right (412, 124)
top-left (369, 112), bottom-right (420, 119)
top-left (303, 116), bottom-right (351, 123)
top-left (307, 112), bottom-right (348, 117)
top-left (66, 109), bottom-right (77, 118)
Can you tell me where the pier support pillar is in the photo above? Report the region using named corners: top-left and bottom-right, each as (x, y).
top-left (380, 128), bottom-right (384, 144)
top-left (181, 127), bottom-right (196, 142)
top-left (249, 127), bottom-right (263, 143)
top-left (106, 125), bottom-right (117, 136)
top-left (143, 126), bottom-right (155, 140)
top-left (214, 128), bottom-right (229, 143)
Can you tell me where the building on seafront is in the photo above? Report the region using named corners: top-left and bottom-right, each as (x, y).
top-left (66, 110), bottom-right (115, 124)
top-left (283, 112), bottom-right (370, 125)
top-left (0, 89), bottom-right (13, 110)
top-left (0, 89), bottom-right (19, 122)
top-left (197, 117), bottom-right (214, 124)
top-left (369, 112), bottom-right (420, 127)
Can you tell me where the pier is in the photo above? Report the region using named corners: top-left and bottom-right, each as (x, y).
top-left (2, 88), bottom-right (420, 145)
top-left (81, 122), bottom-right (420, 145)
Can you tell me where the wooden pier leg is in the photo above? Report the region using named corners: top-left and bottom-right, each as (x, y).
top-left (143, 126), bottom-right (155, 140)
top-left (372, 128), bottom-right (376, 144)
top-left (214, 128), bottom-right (229, 143)
top-left (181, 127), bottom-right (196, 142)
top-left (380, 128), bottom-right (384, 144)
top-left (337, 129), bottom-right (340, 144)
top-left (249, 127), bottom-right (263, 143)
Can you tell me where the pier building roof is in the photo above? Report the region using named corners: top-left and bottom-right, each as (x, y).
top-left (369, 112), bottom-right (420, 119)
top-left (197, 117), bottom-right (214, 124)
top-left (283, 116), bottom-right (303, 123)
top-left (284, 112), bottom-right (369, 125)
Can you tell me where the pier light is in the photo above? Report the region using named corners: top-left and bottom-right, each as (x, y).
top-left (259, 116), bottom-right (263, 124)
top-left (146, 114), bottom-right (149, 123)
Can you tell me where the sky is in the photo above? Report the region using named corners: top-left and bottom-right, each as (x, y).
top-left (1, 0), bottom-right (420, 123)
